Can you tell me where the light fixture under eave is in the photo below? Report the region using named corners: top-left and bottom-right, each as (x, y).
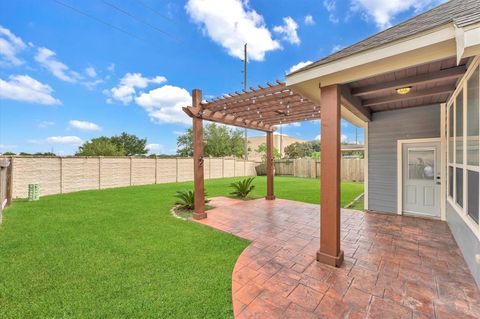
top-left (396, 86), bottom-right (411, 95)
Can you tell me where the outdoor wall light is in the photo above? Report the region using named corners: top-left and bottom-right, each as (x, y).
top-left (396, 86), bottom-right (412, 95)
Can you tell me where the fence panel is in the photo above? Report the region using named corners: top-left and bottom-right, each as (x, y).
top-left (62, 157), bottom-right (100, 193)
top-left (131, 158), bottom-right (156, 186)
top-left (156, 158), bottom-right (177, 183)
top-left (272, 158), bottom-right (364, 182)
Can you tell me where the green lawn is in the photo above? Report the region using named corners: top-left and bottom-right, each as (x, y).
top-left (0, 176), bottom-right (363, 318)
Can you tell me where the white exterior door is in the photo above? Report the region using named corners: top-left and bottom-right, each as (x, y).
top-left (402, 142), bottom-right (441, 217)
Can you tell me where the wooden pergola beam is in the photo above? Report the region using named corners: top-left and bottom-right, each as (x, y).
top-left (191, 89), bottom-right (206, 220)
top-left (351, 65), bottom-right (466, 97)
top-left (206, 90), bottom-right (300, 113)
top-left (340, 85), bottom-right (371, 122)
top-left (183, 106), bottom-right (275, 132)
top-left (265, 131), bottom-right (275, 200)
top-left (205, 82), bottom-right (287, 109)
top-left (234, 100), bottom-right (318, 119)
top-left (362, 85), bottom-right (455, 107)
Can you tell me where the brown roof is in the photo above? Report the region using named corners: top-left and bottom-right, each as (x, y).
top-left (289, 0), bottom-right (480, 75)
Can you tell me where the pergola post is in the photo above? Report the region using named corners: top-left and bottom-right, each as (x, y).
top-left (192, 89), bottom-right (206, 220)
top-left (317, 84), bottom-right (344, 267)
top-left (265, 131), bottom-right (275, 200)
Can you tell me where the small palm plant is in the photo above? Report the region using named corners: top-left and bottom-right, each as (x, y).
top-left (230, 177), bottom-right (256, 199)
top-left (174, 190), bottom-right (209, 210)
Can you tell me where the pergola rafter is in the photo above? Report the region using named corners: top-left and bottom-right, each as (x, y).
top-left (183, 81), bottom-right (321, 132)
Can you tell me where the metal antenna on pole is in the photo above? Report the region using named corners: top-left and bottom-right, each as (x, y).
top-left (243, 43), bottom-right (248, 160)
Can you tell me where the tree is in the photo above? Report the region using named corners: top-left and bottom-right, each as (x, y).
top-left (76, 137), bottom-right (126, 156)
top-left (176, 123), bottom-right (246, 157)
top-left (256, 143), bottom-right (281, 162)
top-left (111, 132), bottom-right (147, 156)
top-left (1, 152), bottom-right (16, 155)
top-left (284, 140), bottom-right (320, 159)
top-left (176, 128), bottom-right (193, 157)
top-left (34, 152), bottom-right (56, 156)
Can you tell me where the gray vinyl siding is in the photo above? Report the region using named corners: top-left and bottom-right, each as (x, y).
top-left (368, 104), bottom-right (441, 213)
top-left (446, 202), bottom-right (480, 287)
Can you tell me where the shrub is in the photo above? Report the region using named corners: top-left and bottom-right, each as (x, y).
top-left (174, 190), bottom-right (209, 210)
top-left (229, 177), bottom-right (255, 199)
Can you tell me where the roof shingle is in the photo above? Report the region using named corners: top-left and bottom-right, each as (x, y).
top-left (290, 0), bottom-right (480, 75)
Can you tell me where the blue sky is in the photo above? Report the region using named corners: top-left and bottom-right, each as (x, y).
top-left (0, 0), bottom-right (444, 155)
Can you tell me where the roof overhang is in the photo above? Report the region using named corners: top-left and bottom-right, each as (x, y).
top-left (455, 22), bottom-right (480, 63)
top-left (287, 24), bottom-right (457, 102)
top-left (286, 22), bottom-right (480, 126)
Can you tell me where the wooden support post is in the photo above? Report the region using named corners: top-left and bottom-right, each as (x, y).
top-left (192, 89), bottom-right (207, 219)
top-left (317, 84), bottom-right (344, 267)
top-left (265, 131), bottom-right (275, 200)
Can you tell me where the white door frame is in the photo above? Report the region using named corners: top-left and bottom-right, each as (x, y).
top-left (397, 137), bottom-right (446, 220)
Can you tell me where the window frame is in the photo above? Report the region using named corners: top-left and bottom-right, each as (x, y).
top-left (446, 57), bottom-right (480, 240)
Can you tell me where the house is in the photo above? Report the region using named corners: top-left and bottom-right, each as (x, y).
top-left (247, 134), bottom-right (307, 160)
top-left (184, 0), bottom-right (480, 293)
top-left (287, 0), bottom-right (480, 286)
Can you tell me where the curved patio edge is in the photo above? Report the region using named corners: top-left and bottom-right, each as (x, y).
top-left (194, 197), bottom-right (480, 319)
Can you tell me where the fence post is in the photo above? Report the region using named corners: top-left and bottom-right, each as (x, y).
top-left (7, 157), bottom-right (13, 205)
top-left (155, 156), bottom-right (158, 184)
top-left (59, 157), bottom-right (63, 194)
top-left (175, 158), bottom-right (179, 183)
top-left (222, 157), bottom-right (225, 177)
top-left (233, 158), bottom-right (236, 177)
top-left (98, 156), bottom-right (102, 189)
top-left (129, 156), bottom-right (133, 186)
top-left (209, 157), bottom-right (212, 179)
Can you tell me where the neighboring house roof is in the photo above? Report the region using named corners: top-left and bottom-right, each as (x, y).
top-left (289, 0), bottom-right (480, 75)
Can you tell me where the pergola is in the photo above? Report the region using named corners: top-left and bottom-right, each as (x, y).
top-left (182, 81), bottom-right (359, 267)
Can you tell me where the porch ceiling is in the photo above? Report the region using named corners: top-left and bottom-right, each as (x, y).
top-left (345, 57), bottom-right (468, 112)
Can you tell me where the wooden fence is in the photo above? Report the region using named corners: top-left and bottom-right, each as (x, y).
top-left (273, 158), bottom-right (364, 182)
top-left (3, 156), bottom-right (257, 199)
top-left (0, 158), bottom-right (13, 221)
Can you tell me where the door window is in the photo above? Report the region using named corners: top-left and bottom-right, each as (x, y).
top-left (408, 149), bottom-right (435, 180)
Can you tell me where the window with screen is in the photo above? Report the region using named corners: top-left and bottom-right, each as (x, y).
top-left (447, 62), bottom-right (480, 232)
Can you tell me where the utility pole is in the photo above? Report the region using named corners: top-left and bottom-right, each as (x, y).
top-left (243, 43), bottom-right (248, 160)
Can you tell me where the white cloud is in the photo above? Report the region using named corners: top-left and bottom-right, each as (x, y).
top-left (35, 47), bottom-right (82, 82)
top-left (69, 120), bottom-right (101, 131)
top-left (0, 75), bottom-right (61, 105)
top-left (85, 66), bottom-right (97, 78)
top-left (38, 120), bottom-right (55, 128)
top-left (351, 0), bottom-right (443, 29)
top-left (0, 25), bottom-right (27, 66)
top-left (291, 122), bottom-right (301, 127)
top-left (273, 17), bottom-right (300, 45)
top-left (107, 73), bottom-right (167, 104)
top-left (315, 134), bottom-right (321, 141)
top-left (46, 136), bottom-right (83, 144)
top-left (135, 85), bottom-right (192, 125)
top-left (173, 130), bottom-right (185, 135)
top-left (185, 0), bottom-right (281, 61)
top-left (146, 143), bottom-right (164, 153)
top-left (107, 63), bottom-right (115, 72)
top-left (323, 0), bottom-right (339, 23)
top-left (288, 60), bottom-right (313, 74)
top-left (304, 15), bottom-right (315, 25)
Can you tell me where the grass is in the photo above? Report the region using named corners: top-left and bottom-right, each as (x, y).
top-left (0, 176), bottom-right (363, 318)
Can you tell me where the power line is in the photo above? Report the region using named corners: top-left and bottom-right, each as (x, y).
top-left (52, 0), bottom-right (147, 43)
top-left (102, 0), bottom-right (180, 43)
top-left (134, 0), bottom-right (177, 24)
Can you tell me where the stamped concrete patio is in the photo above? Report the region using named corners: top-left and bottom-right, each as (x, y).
top-left (195, 197), bottom-right (480, 319)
